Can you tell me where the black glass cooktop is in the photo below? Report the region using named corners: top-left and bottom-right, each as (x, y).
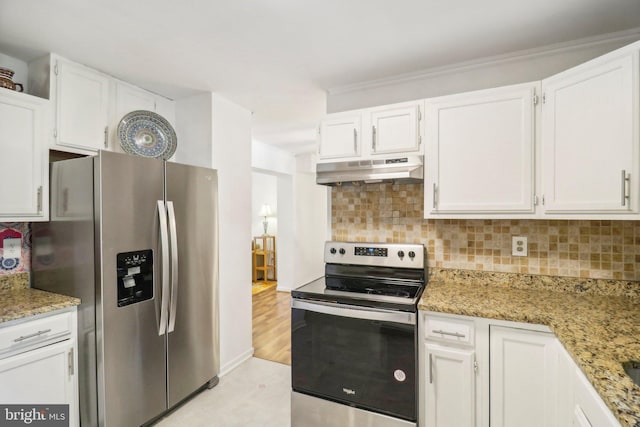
top-left (292, 263), bottom-right (426, 312)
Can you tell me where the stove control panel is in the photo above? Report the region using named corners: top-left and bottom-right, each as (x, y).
top-left (325, 241), bottom-right (424, 268)
top-left (354, 247), bottom-right (388, 257)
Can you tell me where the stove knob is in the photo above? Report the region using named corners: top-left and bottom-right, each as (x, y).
top-left (329, 247), bottom-right (336, 254)
top-left (339, 248), bottom-right (346, 255)
top-left (408, 251), bottom-right (416, 259)
top-left (397, 250), bottom-right (405, 258)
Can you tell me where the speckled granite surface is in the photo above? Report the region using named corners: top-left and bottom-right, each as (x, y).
top-left (419, 269), bottom-right (640, 427)
top-left (0, 273), bottom-right (80, 323)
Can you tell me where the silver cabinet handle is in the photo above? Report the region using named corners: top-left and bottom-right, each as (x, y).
top-left (432, 329), bottom-right (466, 338)
top-left (167, 201), bottom-right (179, 333)
top-left (14, 328), bottom-right (52, 342)
top-left (157, 200), bottom-right (170, 336)
top-left (372, 125), bottom-right (377, 151)
top-left (432, 183), bottom-right (437, 209)
top-left (621, 170), bottom-right (630, 206)
top-left (103, 126), bottom-right (109, 149)
top-left (429, 353), bottom-right (433, 384)
top-left (37, 186), bottom-right (43, 213)
top-left (353, 128), bottom-right (357, 153)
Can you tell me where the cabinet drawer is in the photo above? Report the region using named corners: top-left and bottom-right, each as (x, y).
top-left (0, 312), bottom-right (72, 357)
top-left (425, 315), bottom-right (475, 346)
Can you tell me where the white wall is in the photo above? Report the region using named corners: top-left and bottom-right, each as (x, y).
top-left (252, 140), bottom-right (294, 175)
top-left (252, 172), bottom-right (278, 237)
top-left (209, 94), bottom-right (254, 375)
top-left (174, 93), bottom-right (213, 167)
top-left (292, 165), bottom-right (328, 287)
top-left (276, 175), bottom-right (294, 290)
top-left (251, 144), bottom-right (329, 291)
top-left (328, 31), bottom-right (640, 112)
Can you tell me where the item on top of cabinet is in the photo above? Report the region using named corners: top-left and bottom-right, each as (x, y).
top-left (117, 110), bottom-right (177, 160)
top-left (0, 67), bottom-right (23, 92)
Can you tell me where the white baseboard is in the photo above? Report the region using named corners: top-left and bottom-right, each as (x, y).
top-left (219, 348), bottom-right (254, 377)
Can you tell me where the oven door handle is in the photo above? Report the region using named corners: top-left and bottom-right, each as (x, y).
top-left (291, 299), bottom-right (416, 325)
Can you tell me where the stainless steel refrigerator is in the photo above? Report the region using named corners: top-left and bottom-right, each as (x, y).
top-left (32, 150), bottom-right (219, 427)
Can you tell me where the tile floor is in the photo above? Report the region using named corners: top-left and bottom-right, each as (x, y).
top-left (155, 357), bottom-right (291, 427)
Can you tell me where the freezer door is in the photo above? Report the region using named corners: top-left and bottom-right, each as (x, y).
top-left (166, 161), bottom-right (219, 407)
top-left (96, 151), bottom-right (168, 427)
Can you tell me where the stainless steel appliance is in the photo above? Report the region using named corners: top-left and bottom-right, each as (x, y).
top-left (32, 151), bottom-right (219, 427)
top-left (316, 155), bottom-right (423, 186)
top-left (291, 241), bottom-right (427, 427)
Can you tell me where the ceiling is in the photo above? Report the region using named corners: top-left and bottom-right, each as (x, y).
top-left (1, 0), bottom-right (639, 153)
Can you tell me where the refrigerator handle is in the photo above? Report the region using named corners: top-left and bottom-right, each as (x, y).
top-left (167, 201), bottom-right (179, 333)
top-left (157, 200), bottom-right (170, 336)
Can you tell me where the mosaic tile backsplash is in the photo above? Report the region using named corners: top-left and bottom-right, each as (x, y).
top-left (0, 223), bottom-right (31, 275)
top-left (331, 183), bottom-right (640, 281)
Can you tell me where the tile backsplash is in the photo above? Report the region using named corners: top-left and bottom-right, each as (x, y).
top-left (331, 183), bottom-right (640, 281)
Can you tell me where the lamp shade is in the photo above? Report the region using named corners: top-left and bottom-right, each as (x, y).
top-left (259, 204), bottom-right (273, 217)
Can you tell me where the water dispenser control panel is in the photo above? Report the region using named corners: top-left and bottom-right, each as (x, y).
top-left (117, 249), bottom-right (153, 307)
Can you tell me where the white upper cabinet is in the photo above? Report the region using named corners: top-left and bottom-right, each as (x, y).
top-left (53, 56), bottom-right (110, 153)
top-left (425, 83), bottom-right (537, 216)
top-left (318, 113), bottom-right (361, 159)
top-left (27, 53), bottom-right (176, 156)
top-left (112, 81), bottom-right (176, 152)
top-left (541, 47), bottom-right (639, 215)
top-left (0, 90), bottom-right (48, 221)
top-left (318, 101), bottom-right (424, 161)
top-left (369, 104), bottom-right (422, 155)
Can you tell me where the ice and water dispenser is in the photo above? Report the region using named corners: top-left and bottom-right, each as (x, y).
top-left (117, 250), bottom-right (153, 307)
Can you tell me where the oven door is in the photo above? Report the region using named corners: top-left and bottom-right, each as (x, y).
top-left (291, 298), bottom-right (417, 421)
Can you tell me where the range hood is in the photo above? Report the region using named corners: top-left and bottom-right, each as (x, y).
top-left (316, 156), bottom-right (423, 186)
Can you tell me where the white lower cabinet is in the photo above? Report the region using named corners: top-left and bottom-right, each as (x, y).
top-left (573, 363), bottom-right (621, 427)
top-left (0, 309), bottom-right (78, 427)
top-left (489, 326), bottom-right (558, 427)
top-left (420, 311), bottom-right (621, 427)
top-left (424, 344), bottom-right (476, 427)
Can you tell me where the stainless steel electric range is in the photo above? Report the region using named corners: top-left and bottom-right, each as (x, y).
top-left (291, 241), bottom-right (427, 427)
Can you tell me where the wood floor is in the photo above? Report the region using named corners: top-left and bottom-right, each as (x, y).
top-left (252, 287), bottom-right (291, 365)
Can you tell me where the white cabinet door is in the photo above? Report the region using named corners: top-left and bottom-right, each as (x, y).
top-left (425, 82), bottom-right (537, 216)
top-left (541, 48), bottom-right (639, 214)
top-left (112, 81), bottom-right (156, 152)
top-left (54, 57), bottom-right (110, 152)
top-left (0, 90), bottom-right (48, 221)
top-left (111, 81), bottom-right (175, 155)
top-left (490, 326), bottom-right (558, 427)
top-left (424, 343), bottom-right (476, 427)
top-left (0, 339), bottom-right (77, 427)
top-left (573, 366), bottom-right (621, 427)
top-left (370, 104), bottom-right (421, 155)
top-left (318, 114), bottom-right (361, 159)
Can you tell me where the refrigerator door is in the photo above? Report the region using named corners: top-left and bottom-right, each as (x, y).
top-left (165, 161), bottom-right (219, 407)
top-left (32, 156), bottom-right (98, 427)
top-left (96, 151), bottom-right (168, 426)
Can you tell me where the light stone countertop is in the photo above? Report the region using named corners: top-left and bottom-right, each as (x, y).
top-left (418, 269), bottom-right (640, 427)
top-left (0, 272), bottom-right (80, 324)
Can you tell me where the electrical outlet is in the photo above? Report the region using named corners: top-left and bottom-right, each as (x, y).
top-left (512, 236), bottom-right (527, 257)
top-left (3, 238), bottom-right (21, 259)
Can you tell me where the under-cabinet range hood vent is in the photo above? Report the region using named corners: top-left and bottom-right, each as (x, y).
top-left (316, 156), bottom-right (423, 186)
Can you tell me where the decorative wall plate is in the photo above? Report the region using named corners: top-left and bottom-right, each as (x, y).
top-left (118, 110), bottom-right (177, 159)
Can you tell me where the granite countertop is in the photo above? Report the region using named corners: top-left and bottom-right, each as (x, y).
top-left (0, 273), bottom-right (80, 324)
top-left (418, 269), bottom-right (640, 427)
